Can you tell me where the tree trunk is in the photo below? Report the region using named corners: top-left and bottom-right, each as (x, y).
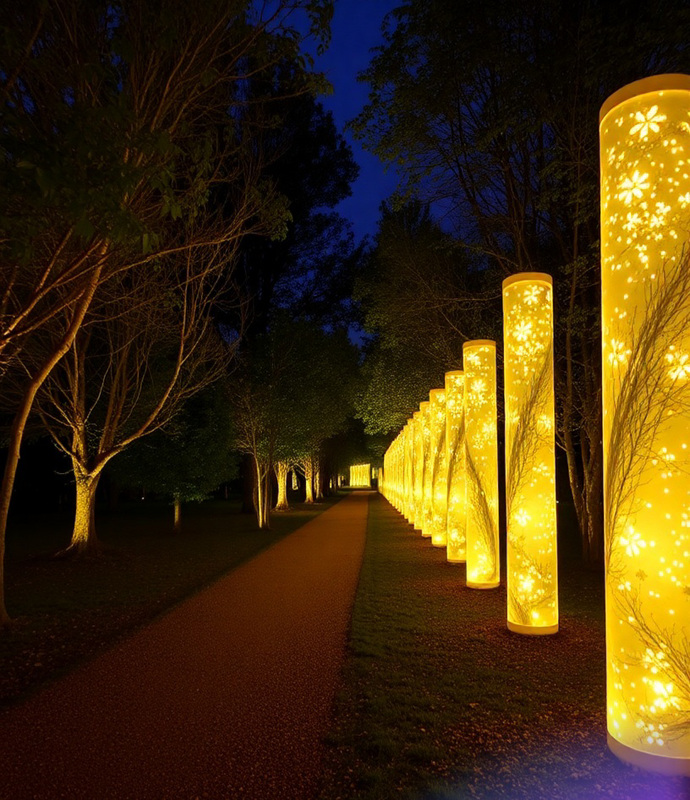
top-left (254, 457), bottom-right (270, 529)
top-left (62, 472), bottom-right (101, 556)
top-left (274, 461), bottom-right (290, 511)
top-left (303, 459), bottom-right (314, 504)
top-left (314, 460), bottom-right (323, 501)
top-left (0, 258), bottom-right (102, 626)
top-left (174, 495), bottom-right (182, 532)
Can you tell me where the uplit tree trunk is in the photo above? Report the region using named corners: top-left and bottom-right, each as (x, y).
top-left (314, 459), bottom-right (323, 501)
top-left (254, 456), bottom-right (271, 528)
top-left (303, 458), bottom-right (315, 504)
top-left (0, 262), bottom-right (103, 625)
top-left (274, 461), bottom-right (290, 511)
top-left (174, 495), bottom-right (182, 532)
top-left (62, 469), bottom-right (102, 556)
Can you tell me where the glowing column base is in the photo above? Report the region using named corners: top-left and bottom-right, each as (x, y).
top-left (507, 620), bottom-right (558, 636)
top-left (607, 735), bottom-right (690, 777)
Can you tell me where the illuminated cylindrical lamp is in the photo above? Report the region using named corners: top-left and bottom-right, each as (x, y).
top-left (407, 419), bottom-right (416, 524)
top-left (420, 399), bottom-right (433, 538)
top-left (600, 75), bottom-right (690, 775)
top-left (350, 463), bottom-right (371, 488)
top-left (403, 421), bottom-right (414, 523)
top-left (463, 340), bottom-right (500, 588)
top-left (412, 411), bottom-right (424, 531)
top-left (503, 274), bottom-right (558, 634)
top-left (429, 388), bottom-right (448, 547)
top-left (445, 370), bottom-right (466, 563)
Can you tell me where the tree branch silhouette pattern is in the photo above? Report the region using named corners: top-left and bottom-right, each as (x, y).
top-left (465, 440), bottom-right (498, 582)
top-left (446, 413), bottom-right (466, 558)
top-left (605, 250), bottom-right (690, 745)
top-left (506, 342), bottom-right (557, 625)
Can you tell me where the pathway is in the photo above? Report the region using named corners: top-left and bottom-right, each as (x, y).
top-left (0, 491), bottom-right (371, 800)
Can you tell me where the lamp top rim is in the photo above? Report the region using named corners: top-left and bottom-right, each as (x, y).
top-left (502, 272), bottom-right (552, 289)
top-left (429, 388), bottom-right (445, 399)
top-left (463, 339), bottom-right (496, 350)
top-left (445, 369), bottom-right (464, 377)
top-left (600, 73), bottom-right (690, 124)
top-left (420, 401), bottom-right (430, 409)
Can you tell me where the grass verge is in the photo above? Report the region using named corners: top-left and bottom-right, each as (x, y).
top-left (1, 493), bottom-right (342, 710)
top-left (318, 494), bottom-right (689, 800)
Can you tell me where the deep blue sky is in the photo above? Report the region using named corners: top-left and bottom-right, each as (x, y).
top-left (314, 0), bottom-right (401, 242)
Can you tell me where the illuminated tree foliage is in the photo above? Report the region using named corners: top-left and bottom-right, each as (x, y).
top-left (0, 0), bottom-right (333, 623)
top-left (33, 248), bottom-right (232, 554)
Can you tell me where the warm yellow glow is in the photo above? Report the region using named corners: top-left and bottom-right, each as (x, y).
top-left (428, 388), bottom-right (448, 547)
top-left (601, 74), bottom-right (690, 774)
top-left (403, 421), bottom-right (414, 523)
top-left (412, 410), bottom-right (423, 530)
top-left (420, 399), bottom-right (433, 538)
top-left (463, 340), bottom-right (500, 588)
top-left (445, 370), bottom-right (466, 563)
top-left (350, 463), bottom-right (371, 488)
top-left (503, 273), bottom-right (558, 635)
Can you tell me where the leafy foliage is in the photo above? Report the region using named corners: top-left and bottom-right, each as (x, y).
top-left (109, 385), bottom-right (237, 504)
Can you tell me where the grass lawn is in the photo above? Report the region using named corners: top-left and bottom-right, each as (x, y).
top-left (1, 493), bottom-right (342, 710)
top-left (318, 493), bottom-right (690, 800)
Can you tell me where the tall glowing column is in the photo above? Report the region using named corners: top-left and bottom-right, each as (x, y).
top-left (445, 370), bottom-right (466, 563)
top-left (429, 388), bottom-right (448, 547)
top-left (463, 340), bottom-right (500, 588)
top-left (503, 274), bottom-right (558, 634)
top-left (420, 400), bottom-right (433, 538)
top-left (600, 75), bottom-right (690, 774)
top-left (403, 421), bottom-right (411, 523)
top-left (412, 411), bottom-right (424, 531)
top-left (350, 464), bottom-right (371, 488)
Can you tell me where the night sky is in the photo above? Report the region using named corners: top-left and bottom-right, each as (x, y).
top-left (314, 0), bottom-right (401, 242)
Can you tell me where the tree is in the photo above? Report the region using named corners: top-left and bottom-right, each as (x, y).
top-left (0, 0), bottom-right (333, 623)
top-left (233, 316), bottom-right (358, 527)
top-left (225, 93), bottom-right (362, 514)
top-left (236, 95), bottom-right (361, 338)
top-left (354, 0), bottom-right (690, 563)
top-left (110, 384), bottom-right (237, 531)
top-left (33, 245), bottom-right (232, 554)
top-left (354, 202), bottom-right (498, 437)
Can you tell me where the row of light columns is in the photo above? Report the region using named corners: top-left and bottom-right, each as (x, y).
top-left (381, 287), bottom-right (556, 617)
top-left (381, 75), bottom-right (690, 776)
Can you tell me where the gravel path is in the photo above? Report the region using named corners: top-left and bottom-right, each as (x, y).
top-left (0, 491), bottom-right (370, 800)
